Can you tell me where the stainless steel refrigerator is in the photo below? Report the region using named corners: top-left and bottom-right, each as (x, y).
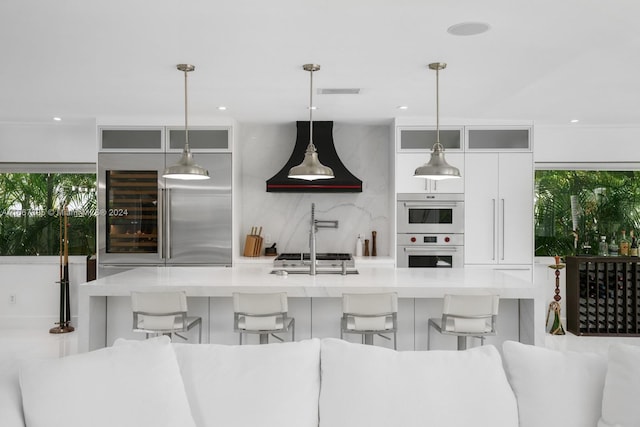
top-left (97, 152), bottom-right (232, 277)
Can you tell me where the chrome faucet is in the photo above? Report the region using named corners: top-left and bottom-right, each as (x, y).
top-left (309, 203), bottom-right (338, 275)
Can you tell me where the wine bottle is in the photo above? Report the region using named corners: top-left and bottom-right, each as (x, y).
top-left (619, 230), bottom-right (630, 256)
top-left (630, 230), bottom-right (638, 257)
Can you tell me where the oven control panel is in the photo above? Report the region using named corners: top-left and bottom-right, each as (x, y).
top-left (397, 233), bottom-right (463, 246)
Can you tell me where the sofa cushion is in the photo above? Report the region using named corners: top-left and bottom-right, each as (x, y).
top-left (173, 338), bottom-right (321, 427)
top-left (502, 340), bottom-right (607, 427)
top-left (319, 338), bottom-right (518, 427)
top-left (598, 343), bottom-right (640, 427)
top-left (0, 358), bottom-right (25, 427)
top-left (19, 336), bottom-right (195, 427)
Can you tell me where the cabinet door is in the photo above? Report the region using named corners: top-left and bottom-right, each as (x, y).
top-left (396, 153), bottom-right (464, 193)
top-left (100, 127), bottom-right (164, 151)
top-left (464, 153), bottom-right (499, 264)
top-left (167, 127), bottom-right (230, 151)
top-left (396, 153), bottom-right (430, 193)
top-left (498, 152), bottom-right (533, 264)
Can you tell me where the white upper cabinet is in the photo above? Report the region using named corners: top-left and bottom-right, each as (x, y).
top-left (100, 126), bottom-right (232, 152)
top-left (100, 127), bottom-right (164, 151)
top-left (397, 127), bottom-right (463, 151)
top-left (466, 126), bottom-right (531, 151)
top-left (166, 126), bottom-right (231, 152)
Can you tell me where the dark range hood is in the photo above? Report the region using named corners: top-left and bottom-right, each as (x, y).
top-left (266, 121), bottom-right (362, 193)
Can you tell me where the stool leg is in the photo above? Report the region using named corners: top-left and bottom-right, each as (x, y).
top-left (457, 336), bottom-right (467, 350)
top-left (364, 334), bottom-right (373, 345)
top-left (259, 333), bottom-right (269, 344)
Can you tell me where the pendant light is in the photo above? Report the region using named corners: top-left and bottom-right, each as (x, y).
top-left (288, 64), bottom-right (335, 181)
top-left (414, 62), bottom-right (461, 180)
top-left (163, 64), bottom-right (210, 180)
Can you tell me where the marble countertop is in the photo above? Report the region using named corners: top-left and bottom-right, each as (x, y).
top-left (81, 264), bottom-right (539, 299)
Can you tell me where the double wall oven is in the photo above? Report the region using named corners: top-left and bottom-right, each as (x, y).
top-left (397, 193), bottom-right (464, 268)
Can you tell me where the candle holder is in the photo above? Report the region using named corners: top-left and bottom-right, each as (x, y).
top-left (546, 255), bottom-right (566, 335)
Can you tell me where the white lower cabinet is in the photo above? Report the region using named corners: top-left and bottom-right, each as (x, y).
top-left (464, 152), bottom-right (533, 266)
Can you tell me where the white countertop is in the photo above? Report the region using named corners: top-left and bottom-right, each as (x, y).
top-left (81, 264), bottom-right (538, 299)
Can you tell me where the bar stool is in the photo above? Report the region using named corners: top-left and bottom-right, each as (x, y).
top-left (427, 294), bottom-right (499, 350)
top-left (233, 292), bottom-right (295, 344)
top-left (341, 292), bottom-right (398, 349)
top-left (131, 291), bottom-right (202, 343)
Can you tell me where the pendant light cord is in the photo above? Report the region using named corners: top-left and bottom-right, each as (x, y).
top-left (435, 65), bottom-right (440, 147)
top-left (308, 68), bottom-right (315, 150)
top-left (184, 68), bottom-right (190, 150)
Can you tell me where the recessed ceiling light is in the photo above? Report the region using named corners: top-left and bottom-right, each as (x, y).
top-left (447, 22), bottom-right (491, 36)
top-left (217, 106), bottom-right (227, 111)
top-left (307, 106), bottom-right (317, 110)
top-left (570, 119), bottom-right (580, 123)
top-left (53, 117), bottom-right (62, 121)
top-left (397, 106), bottom-right (409, 110)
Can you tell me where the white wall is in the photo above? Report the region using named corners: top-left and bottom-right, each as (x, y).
top-left (0, 121), bottom-right (97, 163)
top-left (534, 125), bottom-right (640, 163)
top-left (238, 122), bottom-right (392, 256)
top-left (0, 256), bottom-right (88, 329)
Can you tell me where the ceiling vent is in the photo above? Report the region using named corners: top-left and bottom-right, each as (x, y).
top-left (318, 88), bottom-right (361, 95)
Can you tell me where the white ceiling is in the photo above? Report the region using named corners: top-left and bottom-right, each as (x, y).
top-left (1, 0), bottom-right (639, 126)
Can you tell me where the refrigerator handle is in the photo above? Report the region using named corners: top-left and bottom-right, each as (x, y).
top-left (159, 188), bottom-right (165, 260)
top-left (166, 188), bottom-right (172, 260)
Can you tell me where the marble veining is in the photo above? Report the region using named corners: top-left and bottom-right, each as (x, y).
top-left (239, 122), bottom-right (391, 256)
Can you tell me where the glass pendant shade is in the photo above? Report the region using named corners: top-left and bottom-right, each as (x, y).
top-left (288, 63), bottom-right (335, 181)
top-left (163, 64), bottom-right (210, 180)
top-left (414, 62), bottom-right (461, 180)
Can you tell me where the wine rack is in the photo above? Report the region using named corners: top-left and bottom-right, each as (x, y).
top-left (106, 170), bottom-right (159, 254)
top-left (566, 256), bottom-right (640, 336)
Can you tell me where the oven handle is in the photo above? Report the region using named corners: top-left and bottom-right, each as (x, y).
top-left (403, 246), bottom-right (460, 253)
top-left (403, 202), bottom-right (460, 208)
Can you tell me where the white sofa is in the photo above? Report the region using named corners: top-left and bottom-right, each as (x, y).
top-left (3, 337), bottom-right (639, 427)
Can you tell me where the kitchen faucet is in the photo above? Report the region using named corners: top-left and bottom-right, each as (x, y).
top-left (309, 203), bottom-right (338, 275)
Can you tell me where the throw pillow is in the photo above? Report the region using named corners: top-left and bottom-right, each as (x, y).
top-left (173, 338), bottom-right (321, 427)
top-left (598, 343), bottom-right (640, 427)
top-left (319, 338), bottom-right (519, 427)
top-left (502, 340), bottom-right (607, 427)
top-left (19, 336), bottom-right (195, 427)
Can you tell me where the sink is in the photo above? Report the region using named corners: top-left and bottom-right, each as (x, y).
top-left (270, 268), bottom-right (359, 275)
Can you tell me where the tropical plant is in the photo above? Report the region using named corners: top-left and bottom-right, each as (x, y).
top-left (535, 170), bottom-right (640, 256)
top-left (0, 173), bottom-right (96, 255)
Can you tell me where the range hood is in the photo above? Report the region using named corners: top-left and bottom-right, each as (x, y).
top-left (266, 121), bottom-right (362, 193)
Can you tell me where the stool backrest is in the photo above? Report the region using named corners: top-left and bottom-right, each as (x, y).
top-left (233, 292), bottom-right (288, 315)
top-left (442, 294), bottom-right (499, 334)
top-left (342, 293), bottom-right (398, 315)
top-left (131, 291), bottom-right (188, 331)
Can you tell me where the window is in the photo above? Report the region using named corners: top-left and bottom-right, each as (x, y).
top-left (0, 172), bottom-right (96, 256)
top-left (535, 170), bottom-right (640, 256)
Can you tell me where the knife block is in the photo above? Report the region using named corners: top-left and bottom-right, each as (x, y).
top-left (243, 234), bottom-right (263, 257)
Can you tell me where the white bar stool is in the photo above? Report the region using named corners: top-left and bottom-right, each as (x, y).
top-left (341, 292), bottom-right (398, 349)
top-left (233, 292), bottom-right (295, 344)
top-left (428, 294), bottom-right (499, 350)
top-left (131, 291), bottom-right (202, 343)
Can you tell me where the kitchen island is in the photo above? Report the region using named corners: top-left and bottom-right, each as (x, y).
top-left (78, 265), bottom-right (543, 352)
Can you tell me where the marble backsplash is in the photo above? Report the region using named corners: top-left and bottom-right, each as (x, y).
top-left (239, 122), bottom-right (391, 257)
